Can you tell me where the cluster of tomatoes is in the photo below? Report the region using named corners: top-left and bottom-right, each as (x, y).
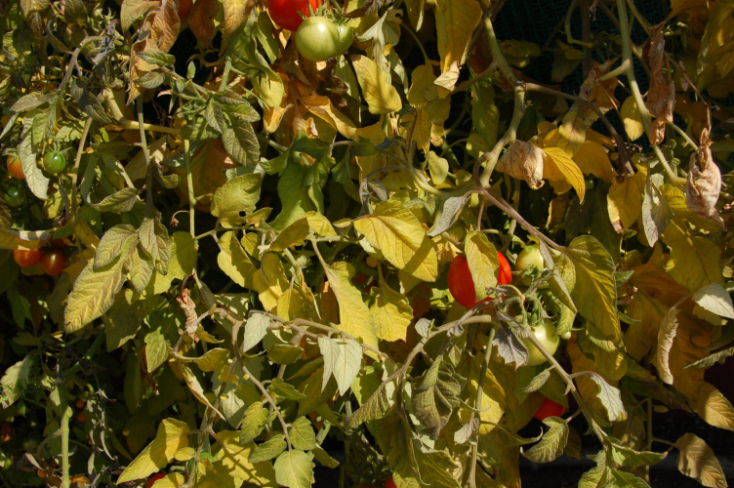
top-left (5, 152), bottom-right (68, 207)
top-left (447, 245), bottom-right (568, 420)
top-left (13, 240), bottom-right (68, 276)
top-left (269, 0), bottom-right (353, 62)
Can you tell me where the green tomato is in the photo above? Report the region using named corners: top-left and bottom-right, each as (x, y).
top-left (560, 330), bottom-right (572, 340)
top-left (516, 245), bottom-right (545, 286)
top-left (334, 22), bottom-right (353, 56)
top-left (520, 320), bottom-right (559, 366)
top-left (44, 151), bottom-right (67, 175)
top-left (4, 185), bottom-right (23, 207)
top-left (295, 16), bottom-right (340, 62)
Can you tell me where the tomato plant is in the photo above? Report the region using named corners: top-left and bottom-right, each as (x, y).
top-left (520, 321), bottom-right (559, 367)
top-left (296, 16), bottom-right (341, 62)
top-left (448, 252), bottom-right (512, 308)
top-left (40, 250), bottom-right (67, 276)
top-left (43, 151), bottom-right (67, 175)
top-left (13, 249), bottom-right (42, 268)
top-left (269, 0), bottom-right (320, 31)
top-left (6, 155), bottom-right (24, 179)
top-left (515, 244), bottom-right (544, 286)
top-left (534, 397), bottom-right (567, 421)
top-left (2, 1), bottom-right (733, 488)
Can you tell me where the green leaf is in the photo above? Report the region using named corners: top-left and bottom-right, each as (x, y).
top-left (134, 71), bottom-right (166, 89)
top-left (371, 273), bottom-right (413, 342)
top-left (65, 258), bottom-right (128, 332)
top-left (344, 382), bottom-right (391, 429)
top-left (242, 313), bottom-right (271, 353)
top-left (351, 54), bottom-right (402, 114)
top-left (222, 117), bottom-right (259, 165)
top-left (211, 174), bottom-right (262, 228)
top-left (567, 235), bottom-right (620, 349)
top-left (662, 221), bottom-right (724, 292)
top-left (492, 326), bottom-right (529, 368)
top-left (269, 378), bottom-right (308, 401)
top-left (136, 49), bottom-right (176, 66)
top-left (274, 450), bottom-right (315, 488)
top-left (240, 402), bottom-right (268, 444)
top-left (427, 195), bottom-right (468, 237)
top-left (217, 231), bottom-right (257, 290)
top-left (19, 130), bottom-right (49, 200)
top-left (354, 200), bottom-right (438, 282)
top-left (269, 217), bottom-right (310, 252)
top-left (0, 356), bottom-right (34, 408)
top-left (611, 469), bottom-right (651, 488)
top-left (213, 431), bottom-right (277, 484)
top-left (95, 225), bottom-right (138, 269)
top-left (143, 329), bottom-right (168, 373)
top-left (412, 355), bottom-right (461, 439)
top-left (313, 447), bottom-right (340, 469)
top-left (249, 436), bottom-right (287, 463)
top-left (522, 367), bottom-right (552, 393)
top-left (323, 262), bottom-right (379, 351)
top-left (288, 417), bottom-right (317, 451)
top-left (10, 92), bottom-right (55, 112)
top-left (129, 246), bottom-right (155, 293)
top-left (116, 418), bottom-right (190, 483)
top-left (685, 345), bottom-right (734, 370)
top-left (607, 437), bottom-right (667, 468)
top-left (587, 372), bottom-right (626, 422)
top-left (331, 338), bottom-right (362, 396)
top-left (692, 283), bottom-right (734, 319)
top-left (522, 417), bottom-right (569, 463)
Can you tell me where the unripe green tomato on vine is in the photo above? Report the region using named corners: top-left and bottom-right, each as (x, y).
top-left (515, 245), bottom-right (544, 286)
top-left (296, 17), bottom-right (342, 62)
top-left (520, 320), bottom-right (559, 366)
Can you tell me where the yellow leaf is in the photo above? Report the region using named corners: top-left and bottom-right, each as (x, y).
top-left (573, 141), bottom-right (616, 183)
top-left (434, 0), bottom-right (482, 73)
top-left (462, 354), bottom-right (505, 435)
top-left (675, 433), bottom-right (729, 488)
top-left (350, 55), bottom-right (402, 114)
top-left (620, 97), bottom-right (645, 141)
top-left (252, 72), bottom-right (285, 109)
top-left (662, 221), bottom-right (724, 292)
top-left (557, 107), bottom-right (588, 156)
top-left (567, 235), bottom-right (620, 347)
top-left (269, 217), bottom-right (310, 252)
top-left (353, 201), bottom-right (438, 282)
top-left (542, 147), bottom-right (586, 202)
top-left (277, 283), bottom-right (318, 322)
top-left (306, 212), bottom-right (337, 237)
top-left (696, 382), bottom-right (734, 431)
top-left (117, 419), bottom-right (190, 483)
top-left (371, 272), bottom-right (413, 342)
top-left (323, 262), bottom-right (379, 351)
top-left (220, 0), bottom-right (249, 37)
top-left (607, 176), bottom-right (642, 233)
top-left (217, 231), bottom-right (257, 290)
top-left (464, 231), bottom-right (499, 303)
top-left (253, 252), bottom-right (289, 312)
top-left (213, 431), bottom-right (277, 485)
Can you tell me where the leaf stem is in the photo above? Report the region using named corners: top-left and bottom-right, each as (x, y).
top-left (137, 98), bottom-right (154, 218)
top-left (467, 324), bottom-right (497, 488)
top-left (184, 139), bottom-right (196, 239)
top-left (241, 361), bottom-right (293, 451)
top-left (69, 117), bottom-right (93, 221)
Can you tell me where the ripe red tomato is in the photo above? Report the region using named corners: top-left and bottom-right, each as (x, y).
top-left (385, 477), bottom-right (397, 488)
top-left (13, 249), bottom-right (42, 268)
top-left (6, 156), bottom-right (24, 180)
top-left (269, 0), bottom-right (321, 31)
top-left (534, 396), bottom-right (567, 421)
top-left (40, 250), bottom-right (67, 276)
top-left (146, 473), bottom-right (166, 488)
top-left (448, 252), bottom-right (512, 308)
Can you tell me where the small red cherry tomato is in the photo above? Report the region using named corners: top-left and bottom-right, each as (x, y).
top-left (13, 249), bottom-right (42, 268)
top-left (534, 396), bottom-right (567, 421)
top-left (385, 477), bottom-right (397, 488)
top-left (40, 250), bottom-right (67, 276)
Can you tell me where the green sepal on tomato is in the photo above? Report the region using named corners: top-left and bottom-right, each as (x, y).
top-left (515, 244), bottom-right (545, 286)
top-left (447, 252), bottom-right (512, 309)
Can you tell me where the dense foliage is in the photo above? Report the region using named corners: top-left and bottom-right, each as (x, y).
top-left (1, 0), bottom-right (734, 487)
